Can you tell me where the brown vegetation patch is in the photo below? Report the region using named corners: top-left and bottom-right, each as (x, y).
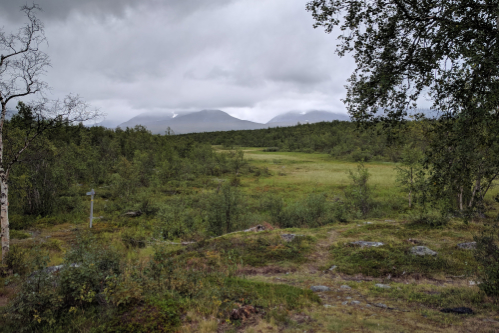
top-left (236, 265), bottom-right (297, 276)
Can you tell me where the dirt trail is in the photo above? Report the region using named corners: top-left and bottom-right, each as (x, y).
top-left (304, 229), bottom-right (338, 273)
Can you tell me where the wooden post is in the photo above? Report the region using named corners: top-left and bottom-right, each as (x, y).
top-left (86, 189), bottom-right (95, 228)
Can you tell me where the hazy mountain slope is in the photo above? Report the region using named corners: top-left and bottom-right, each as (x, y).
top-left (116, 109), bottom-right (350, 134)
top-left (266, 110), bottom-right (350, 127)
top-left (154, 110), bottom-right (266, 134)
top-left (117, 111), bottom-right (193, 131)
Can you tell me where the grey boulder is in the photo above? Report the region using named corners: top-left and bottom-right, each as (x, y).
top-left (457, 242), bottom-right (476, 250)
top-left (411, 246), bottom-right (437, 256)
top-left (351, 241), bottom-right (384, 248)
top-left (374, 284), bottom-right (391, 289)
top-left (281, 234), bottom-right (297, 242)
top-left (310, 285), bottom-right (330, 292)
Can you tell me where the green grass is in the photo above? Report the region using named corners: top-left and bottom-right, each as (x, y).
top-left (175, 231), bottom-right (316, 268)
top-left (4, 148), bottom-right (499, 332)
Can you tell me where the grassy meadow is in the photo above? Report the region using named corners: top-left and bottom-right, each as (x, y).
top-left (1, 147), bottom-right (499, 332)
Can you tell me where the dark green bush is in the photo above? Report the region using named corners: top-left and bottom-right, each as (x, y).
top-left (409, 210), bottom-right (449, 227)
top-left (99, 297), bottom-right (181, 333)
top-left (344, 163), bottom-right (373, 217)
top-left (10, 230), bottom-right (30, 240)
top-left (474, 226), bottom-right (499, 297)
top-left (266, 193), bottom-right (334, 228)
top-left (121, 228), bottom-right (149, 249)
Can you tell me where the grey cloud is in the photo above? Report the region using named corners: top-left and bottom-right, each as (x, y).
top-left (1, 0), bottom-right (354, 125)
top-left (0, 0), bottom-right (235, 22)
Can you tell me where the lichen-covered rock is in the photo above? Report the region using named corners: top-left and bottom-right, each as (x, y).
top-left (122, 210), bottom-right (142, 217)
top-left (374, 284), bottom-right (391, 289)
top-left (457, 242), bottom-right (476, 250)
top-left (350, 241), bottom-right (384, 248)
top-left (245, 225), bottom-right (266, 232)
top-left (310, 285), bottom-right (330, 292)
top-left (281, 234), bottom-right (296, 242)
top-left (339, 285), bottom-right (351, 290)
top-left (410, 246), bottom-right (437, 256)
top-left (375, 303), bottom-right (388, 309)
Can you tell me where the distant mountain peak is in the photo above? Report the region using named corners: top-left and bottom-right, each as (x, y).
top-left (116, 109), bottom-right (349, 134)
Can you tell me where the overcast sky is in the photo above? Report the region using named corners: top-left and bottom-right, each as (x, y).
top-left (0, 0), bottom-right (354, 126)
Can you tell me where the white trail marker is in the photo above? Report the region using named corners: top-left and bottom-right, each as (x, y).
top-left (86, 189), bottom-right (95, 228)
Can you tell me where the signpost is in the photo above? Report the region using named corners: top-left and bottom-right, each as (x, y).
top-left (86, 189), bottom-right (95, 228)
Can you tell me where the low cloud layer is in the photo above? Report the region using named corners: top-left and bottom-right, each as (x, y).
top-left (1, 0), bottom-right (354, 126)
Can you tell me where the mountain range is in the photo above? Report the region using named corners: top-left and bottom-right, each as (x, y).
top-left (116, 110), bottom-right (349, 134)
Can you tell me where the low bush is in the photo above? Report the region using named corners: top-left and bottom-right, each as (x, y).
top-left (409, 210), bottom-right (449, 227)
top-left (330, 243), bottom-right (472, 278)
top-left (10, 230), bottom-right (30, 240)
top-left (121, 228), bottom-right (149, 249)
top-left (474, 225), bottom-right (499, 298)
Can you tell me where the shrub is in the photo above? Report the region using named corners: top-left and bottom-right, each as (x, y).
top-left (474, 226), bottom-right (499, 297)
top-left (121, 228), bottom-right (149, 249)
top-left (10, 230), bottom-right (30, 240)
top-left (158, 197), bottom-right (196, 240)
top-left (3, 236), bottom-right (122, 332)
top-left (206, 183), bottom-right (242, 236)
top-left (264, 193), bottom-right (335, 228)
top-left (408, 210), bottom-right (449, 227)
top-left (99, 297), bottom-right (181, 333)
top-left (344, 163), bottom-right (372, 217)
top-left (3, 244), bottom-right (48, 276)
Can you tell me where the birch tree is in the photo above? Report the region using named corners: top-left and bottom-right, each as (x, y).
top-left (307, 0), bottom-right (499, 217)
top-left (0, 5), bottom-right (100, 261)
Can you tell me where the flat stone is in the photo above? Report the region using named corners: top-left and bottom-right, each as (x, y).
top-left (457, 242), bottom-right (476, 250)
top-left (374, 303), bottom-right (388, 309)
top-left (411, 246), bottom-right (437, 256)
top-left (365, 304), bottom-right (372, 307)
top-left (374, 284), bottom-right (391, 289)
top-left (342, 301), bottom-right (348, 305)
top-left (281, 234), bottom-right (296, 242)
top-left (351, 301), bottom-right (361, 305)
top-left (351, 241), bottom-right (384, 248)
top-left (324, 304), bottom-right (333, 308)
top-left (328, 265), bottom-right (337, 271)
top-left (346, 297), bottom-right (352, 300)
top-left (310, 285), bottom-right (330, 292)
top-left (245, 225), bottom-right (266, 232)
top-left (340, 285), bottom-right (352, 290)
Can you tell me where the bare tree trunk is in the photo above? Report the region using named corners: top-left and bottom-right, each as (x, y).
top-left (0, 170), bottom-right (8, 262)
top-left (459, 186), bottom-right (463, 211)
top-left (408, 167), bottom-right (413, 208)
top-left (0, 100), bottom-right (8, 263)
top-left (469, 178), bottom-right (481, 208)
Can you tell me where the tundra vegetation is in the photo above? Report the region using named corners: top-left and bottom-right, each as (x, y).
top-left (2, 2), bottom-right (499, 333)
top-left (0, 116), bottom-right (497, 332)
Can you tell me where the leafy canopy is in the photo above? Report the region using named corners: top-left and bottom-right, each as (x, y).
top-left (306, 0), bottom-right (499, 121)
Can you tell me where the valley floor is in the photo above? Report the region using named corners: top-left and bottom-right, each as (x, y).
top-left (2, 148), bottom-right (498, 332)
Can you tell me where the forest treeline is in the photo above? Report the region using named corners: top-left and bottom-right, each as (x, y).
top-left (6, 111), bottom-right (426, 226)
top-left (6, 104), bottom-right (252, 228)
top-left (175, 121), bottom-right (423, 162)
